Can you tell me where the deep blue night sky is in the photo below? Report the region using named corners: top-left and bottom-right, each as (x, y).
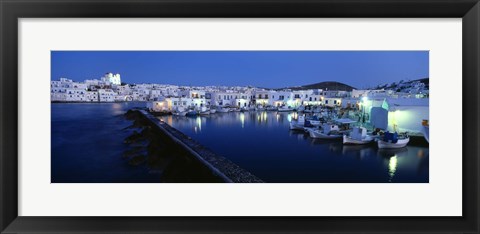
top-left (51, 51), bottom-right (428, 89)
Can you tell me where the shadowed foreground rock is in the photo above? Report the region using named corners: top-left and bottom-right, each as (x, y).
top-left (123, 109), bottom-right (263, 183)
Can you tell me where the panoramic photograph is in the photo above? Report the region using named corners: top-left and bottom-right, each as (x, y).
top-left (51, 51), bottom-right (429, 183)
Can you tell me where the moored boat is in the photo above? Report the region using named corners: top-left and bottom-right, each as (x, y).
top-left (217, 107), bottom-right (230, 113)
top-left (173, 111), bottom-right (187, 116)
top-left (343, 127), bottom-right (374, 145)
top-left (198, 106), bottom-right (210, 115)
top-left (278, 106), bottom-right (293, 112)
top-left (172, 106), bottom-right (187, 116)
top-left (185, 110), bottom-right (198, 116)
top-left (305, 115), bottom-right (323, 126)
top-left (289, 115), bottom-right (305, 130)
top-left (308, 123), bottom-right (344, 139)
top-left (266, 106), bottom-right (278, 111)
top-left (377, 131), bottom-right (410, 149)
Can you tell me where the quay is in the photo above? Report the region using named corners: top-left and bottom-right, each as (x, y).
top-left (133, 109), bottom-right (263, 183)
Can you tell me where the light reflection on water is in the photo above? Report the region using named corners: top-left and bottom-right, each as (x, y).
top-left (389, 156), bottom-right (398, 182)
top-left (161, 111), bottom-right (429, 183)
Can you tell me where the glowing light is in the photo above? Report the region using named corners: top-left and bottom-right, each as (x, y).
top-left (362, 96), bottom-right (368, 102)
top-left (417, 150), bottom-right (425, 158)
top-left (388, 156), bottom-right (398, 182)
top-left (196, 117), bottom-right (202, 132)
top-left (240, 113), bottom-right (245, 128)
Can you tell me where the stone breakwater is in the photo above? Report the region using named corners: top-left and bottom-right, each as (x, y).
top-left (125, 109), bottom-right (263, 183)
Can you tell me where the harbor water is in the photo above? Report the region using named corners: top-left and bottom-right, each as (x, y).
top-left (52, 103), bottom-right (429, 183)
top-left (51, 102), bottom-right (161, 183)
top-left (159, 111), bottom-right (429, 183)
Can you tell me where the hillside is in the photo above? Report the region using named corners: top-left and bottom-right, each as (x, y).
top-left (376, 78), bottom-right (429, 90)
top-left (280, 81), bottom-right (356, 91)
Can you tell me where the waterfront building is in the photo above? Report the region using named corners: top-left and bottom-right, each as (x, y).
top-left (292, 90), bottom-right (313, 107)
top-left (98, 89), bottom-right (117, 102)
top-left (179, 90), bottom-right (207, 107)
top-left (146, 99), bottom-right (169, 112)
top-left (361, 97), bottom-right (429, 134)
top-left (210, 91), bottom-right (241, 107)
top-left (254, 90), bottom-right (272, 106)
top-left (270, 90), bottom-right (294, 107)
top-left (323, 97), bottom-right (342, 107)
top-left (86, 91), bottom-right (99, 102)
top-left (165, 97), bottom-right (191, 110)
top-left (65, 88), bottom-right (87, 102)
top-left (303, 90), bottom-right (323, 106)
top-left (235, 92), bottom-right (250, 107)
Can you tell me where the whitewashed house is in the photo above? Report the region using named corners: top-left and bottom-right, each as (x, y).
top-left (98, 89), bottom-right (116, 102)
top-left (365, 97), bottom-right (429, 134)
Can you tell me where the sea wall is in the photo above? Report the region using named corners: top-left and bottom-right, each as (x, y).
top-left (126, 109), bottom-right (263, 183)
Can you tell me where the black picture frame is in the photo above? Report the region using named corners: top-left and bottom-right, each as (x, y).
top-left (1, 0), bottom-right (479, 233)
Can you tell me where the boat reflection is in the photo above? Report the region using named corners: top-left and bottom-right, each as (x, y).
top-left (342, 145), bottom-right (376, 160)
top-left (377, 147), bottom-right (408, 158)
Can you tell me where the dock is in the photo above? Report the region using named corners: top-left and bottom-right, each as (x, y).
top-left (135, 109), bottom-right (263, 183)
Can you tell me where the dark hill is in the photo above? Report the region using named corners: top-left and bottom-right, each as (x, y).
top-left (280, 81), bottom-right (356, 91)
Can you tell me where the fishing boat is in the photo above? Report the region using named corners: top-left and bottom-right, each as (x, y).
top-left (278, 106), bottom-right (293, 112)
top-left (199, 106), bottom-right (210, 116)
top-left (343, 127), bottom-right (374, 145)
top-left (377, 131), bottom-right (410, 149)
top-left (256, 105), bottom-right (265, 111)
top-left (185, 110), bottom-right (198, 117)
top-left (266, 106), bottom-right (278, 111)
top-left (209, 108), bottom-right (217, 114)
top-left (305, 115), bottom-right (323, 126)
top-left (303, 120), bottom-right (320, 132)
top-left (216, 107), bottom-right (230, 113)
top-left (172, 106), bottom-right (187, 116)
top-left (296, 105), bottom-right (305, 112)
top-left (308, 123), bottom-right (344, 139)
top-left (289, 115), bottom-right (305, 130)
top-left (173, 110), bottom-right (187, 116)
top-left (422, 119), bottom-right (429, 143)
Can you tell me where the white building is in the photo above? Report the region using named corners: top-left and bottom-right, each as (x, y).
top-left (102, 73), bottom-right (121, 85)
top-left (98, 89), bottom-right (117, 102)
top-left (269, 91), bottom-right (293, 107)
top-left (364, 97), bottom-right (429, 134)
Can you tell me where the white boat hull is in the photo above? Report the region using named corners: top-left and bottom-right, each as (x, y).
top-left (308, 129), bottom-right (343, 139)
top-left (173, 111), bottom-right (187, 116)
top-left (377, 137), bottom-right (410, 149)
top-left (343, 135), bottom-right (373, 145)
top-left (289, 122), bottom-right (304, 130)
top-left (217, 109), bottom-right (229, 113)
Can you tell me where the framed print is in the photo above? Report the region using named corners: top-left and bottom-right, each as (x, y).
top-left (1, 0), bottom-right (479, 233)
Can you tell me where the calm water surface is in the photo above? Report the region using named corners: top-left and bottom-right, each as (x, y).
top-left (51, 102), bottom-right (160, 183)
top-left (52, 103), bottom-right (429, 183)
top-left (160, 111), bottom-right (429, 183)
